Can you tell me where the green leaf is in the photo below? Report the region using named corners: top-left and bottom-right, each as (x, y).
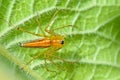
top-left (0, 0), bottom-right (120, 80)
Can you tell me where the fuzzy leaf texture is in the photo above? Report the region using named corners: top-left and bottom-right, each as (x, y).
top-left (0, 0), bottom-right (120, 80)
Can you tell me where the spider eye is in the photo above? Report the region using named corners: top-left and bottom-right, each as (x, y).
top-left (60, 40), bottom-right (64, 44)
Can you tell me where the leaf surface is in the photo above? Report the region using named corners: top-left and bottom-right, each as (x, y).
top-left (0, 0), bottom-right (120, 80)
